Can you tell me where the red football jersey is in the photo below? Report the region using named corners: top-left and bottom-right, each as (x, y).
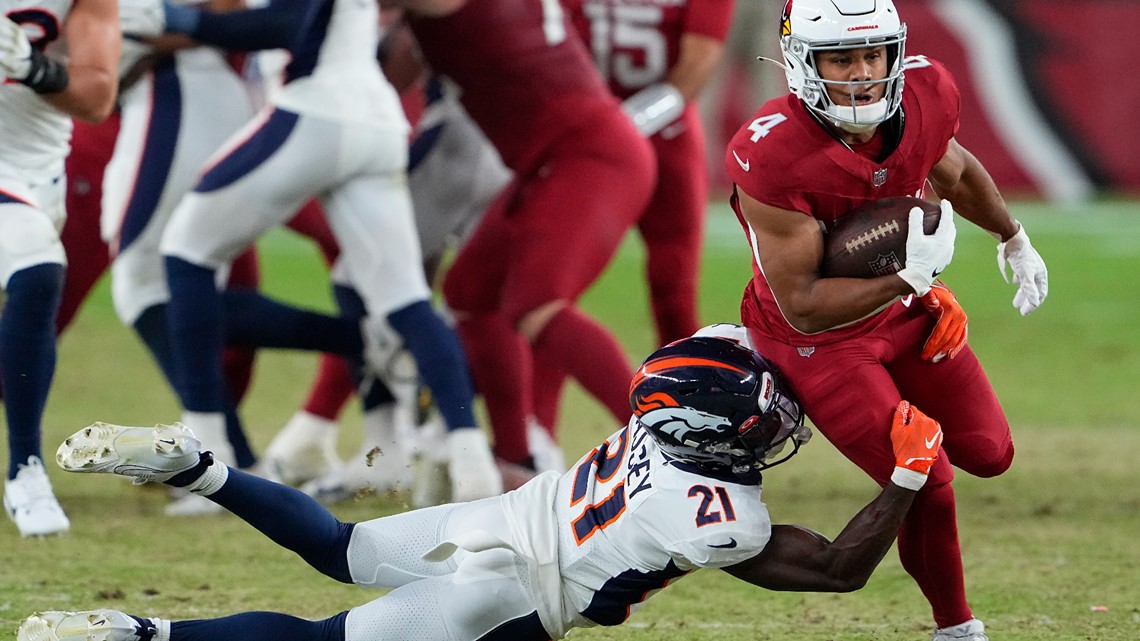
top-left (409, 0), bottom-right (618, 172)
top-left (725, 56), bottom-right (961, 345)
top-left (563, 0), bottom-right (734, 99)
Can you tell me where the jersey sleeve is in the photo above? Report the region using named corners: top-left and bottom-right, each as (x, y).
top-left (683, 0), bottom-right (735, 42)
top-left (653, 483), bottom-right (773, 571)
top-left (905, 55), bottom-right (961, 160)
top-left (725, 101), bottom-right (815, 215)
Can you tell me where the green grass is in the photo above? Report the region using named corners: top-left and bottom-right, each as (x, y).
top-left (2, 200), bottom-right (1138, 640)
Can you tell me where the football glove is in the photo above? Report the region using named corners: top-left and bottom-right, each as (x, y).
top-left (889, 401), bottom-right (942, 491)
top-left (919, 281), bottom-right (968, 363)
top-left (896, 199), bottom-right (956, 297)
top-left (0, 16), bottom-right (33, 81)
top-left (997, 221), bottom-right (1048, 316)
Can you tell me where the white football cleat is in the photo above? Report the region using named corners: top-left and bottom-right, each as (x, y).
top-left (17, 610), bottom-right (151, 641)
top-left (933, 618), bottom-right (988, 641)
top-left (262, 411), bottom-right (340, 485)
top-left (56, 422), bottom-right (201, 484)
top-left (447, 428), bottom-right (503, 502)
top-left (4, 456), bottom-right (70, 537)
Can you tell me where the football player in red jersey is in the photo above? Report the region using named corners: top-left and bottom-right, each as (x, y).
top-left (399, 0), bottom-right (658, 471)
top-left (723, 1), bottom-right (1048, 640)
top-left (563, 0), bottom-right (733, 345)
top-left (519, 0), bottom-right (734, 462)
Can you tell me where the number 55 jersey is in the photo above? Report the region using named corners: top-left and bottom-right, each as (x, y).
top-left (501, 417), bottom-right (773, 637)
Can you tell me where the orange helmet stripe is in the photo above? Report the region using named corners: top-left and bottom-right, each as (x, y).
top-left (630, 356), bottom-right (749, 393)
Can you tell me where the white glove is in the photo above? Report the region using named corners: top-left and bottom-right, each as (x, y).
top-left (0, 17), bottom-right (33, 81)
top-left (997, 221), bottom-right (1048, 316)
top-left (896, 199), bottom-right (956, 296)
top-left (119, 0), bottom-right (167, 38)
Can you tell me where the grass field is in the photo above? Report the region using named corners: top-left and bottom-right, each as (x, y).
top-left (2, 200), bottom-right (1138, 640)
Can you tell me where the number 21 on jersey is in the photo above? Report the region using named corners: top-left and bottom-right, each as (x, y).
top-left (568, 429), bottom-right (629, 545)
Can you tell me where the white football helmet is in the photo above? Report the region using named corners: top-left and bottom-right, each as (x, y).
top-left (778, 0), bottom-right (907, 133)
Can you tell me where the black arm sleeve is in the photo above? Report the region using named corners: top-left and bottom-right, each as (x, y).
top-left (190, 0), bottom-right (317, 52)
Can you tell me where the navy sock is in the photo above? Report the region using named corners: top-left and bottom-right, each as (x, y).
top-left (388, 301), bottom-right (477, 430)
top-left (164, 257), bottom-right (226, 412)
top-left (132, 303), bottom-right (255, 467)
top-left (132, 304), bottom-right (180, 390)
top-left (171, 611), bottom-right (347, 641)
top-left (224, 406), bottom-right (256, 469)
top-left (208, 467), bottom-right (355, 582)
top-left (1, 263), bottom-right (63, 478)
top-left (222, 288), bottom-right (361, 355)
top-left (332, 284), bottom-right (394, 407)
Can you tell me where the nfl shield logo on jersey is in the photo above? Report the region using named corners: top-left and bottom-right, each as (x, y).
top-left (872, 168), bottom-right (888, 188)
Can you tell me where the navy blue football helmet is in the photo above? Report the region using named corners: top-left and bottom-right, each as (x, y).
top-left (629, 336), bottom-right (810, 476)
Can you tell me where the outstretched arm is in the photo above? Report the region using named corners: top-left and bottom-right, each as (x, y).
top-left (723, 401), bottom-right (942, 592)
top-left (930, 138), bottom-right (1048, 316)
top-left (722, 484), bottom-right (914, 592)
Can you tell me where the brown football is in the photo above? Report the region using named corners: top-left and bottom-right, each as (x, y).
top-left (819, 197), bottom-right (941, 279)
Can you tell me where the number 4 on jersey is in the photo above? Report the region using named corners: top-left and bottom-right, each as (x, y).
top-left (747, 113), bottom-right (787, 142)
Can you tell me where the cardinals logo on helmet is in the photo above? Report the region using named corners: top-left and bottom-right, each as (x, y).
top-left (781, 0), bottom-right (793, 38)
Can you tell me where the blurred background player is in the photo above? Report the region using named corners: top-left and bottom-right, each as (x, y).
top-left (265, 71), bottom-right (514, 503)
top-left (102, 0), bottom-right (259, 513)
top-left (26, 334), bottom-right (949, 641)
top-left (527, 0), bottom-right (736, 467)
top-left (724, 1), bottom-right (1048, 639)
top-left (393, 0), bottom-right (656, 481)
top-left (0, 0), bottom-right (118, 536)
top-left (154, 0), bottom-right (502, 503)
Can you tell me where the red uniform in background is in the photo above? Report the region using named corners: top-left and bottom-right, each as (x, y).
top-left (565, 0), bottom-right (732, 342)
top-left (527, 0), bottom-right (734, 438)
top-left (412, 0), bottom-right (657, 465)
top-left (726, 58), bottom-right (1013, 628)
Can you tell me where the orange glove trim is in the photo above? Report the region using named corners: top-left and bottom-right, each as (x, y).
top-left (919, 281), bottom-right (968, 363)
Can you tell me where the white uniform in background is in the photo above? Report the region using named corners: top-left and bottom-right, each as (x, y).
top-left (0, 0), bottom-right (74, 283)
top-left (408, 77), bottom-right (511, 263)
top-left (102, 29), bottom-right (255, 325)
top-left (159, 0), bottom-right (428, 318)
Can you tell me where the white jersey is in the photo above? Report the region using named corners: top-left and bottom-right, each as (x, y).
top-left (0, 0), bottom-right (75, 183)
top-left (271, 0), bottom-right (405, 130)
top-left (501, 419), bottom-right (772, 637)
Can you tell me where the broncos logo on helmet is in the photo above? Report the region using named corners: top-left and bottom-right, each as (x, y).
top-left (628, 335), bottom-right (810, 478)
top-left (639, 407), bottom-right (734, 449)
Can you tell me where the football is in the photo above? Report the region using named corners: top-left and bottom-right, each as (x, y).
top-left (819, 196), bottom-right (941, 279)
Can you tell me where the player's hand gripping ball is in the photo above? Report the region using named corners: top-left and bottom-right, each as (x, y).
top-left (820, 197), bottom-right (941, 279)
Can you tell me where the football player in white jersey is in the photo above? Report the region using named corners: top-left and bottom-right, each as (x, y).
top-left (99, 0), bottom-right (260, 517)
top-left (23, 331), bottom-right (946, 640)
top-left (151, 0), bottom-right (502, 503)
top-left (0, 0), bottom-right (118, 536)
